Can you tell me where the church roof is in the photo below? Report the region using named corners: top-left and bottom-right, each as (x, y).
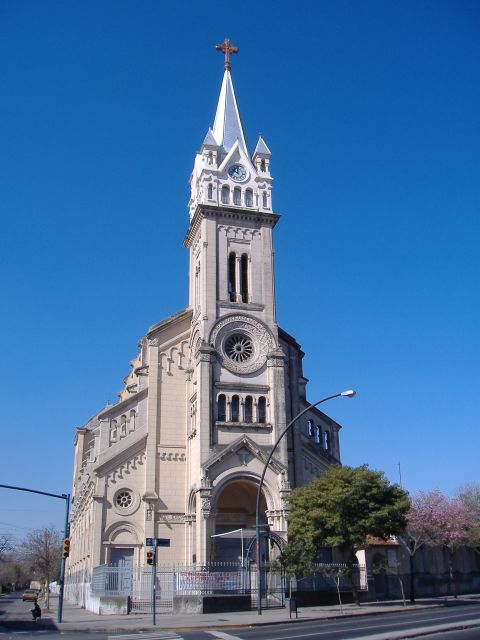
top-left (253, 135), bottom-right (271, 157)
top-left (212, 70), bottom-right (248, 155)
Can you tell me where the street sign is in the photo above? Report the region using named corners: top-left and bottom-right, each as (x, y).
top-left (157, 538), bottom-right (170, 547)
top-left (145, 537), bottom-right (170, 547)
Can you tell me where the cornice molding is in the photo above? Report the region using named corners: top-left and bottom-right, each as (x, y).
top-left (94, 430), bottom-right (147, 477)
top-left (184, 205), bottom-right (280, 248)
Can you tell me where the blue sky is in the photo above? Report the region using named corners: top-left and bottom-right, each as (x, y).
top-left (1, 0), bottom-right (479, 539)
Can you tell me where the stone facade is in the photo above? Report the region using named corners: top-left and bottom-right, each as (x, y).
top-left (68, 64), bottom-right (343, 579)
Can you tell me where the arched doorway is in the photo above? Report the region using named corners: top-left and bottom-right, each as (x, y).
top-left (213, 479), bottom-right (267, 563)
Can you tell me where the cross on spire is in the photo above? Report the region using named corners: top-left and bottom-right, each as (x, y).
top-left (215, 38), bottom-right (239, 71)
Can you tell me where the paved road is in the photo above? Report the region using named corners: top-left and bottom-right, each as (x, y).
top-left (2, 593), bottom-right (480, 640)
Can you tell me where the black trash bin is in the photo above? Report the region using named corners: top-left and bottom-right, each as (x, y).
top-left (286, 597), bottom-right (298, 619)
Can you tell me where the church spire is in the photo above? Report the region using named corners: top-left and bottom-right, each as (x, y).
top-left (212, 39), bottom-right (248, 155)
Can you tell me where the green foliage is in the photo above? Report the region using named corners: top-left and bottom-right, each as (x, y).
top-left (283, 465), bottom-right (409, 571)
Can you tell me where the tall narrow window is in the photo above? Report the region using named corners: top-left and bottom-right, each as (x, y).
top-left (262, 191), bottom-right (268, 208)
top-left (233, 187), bottom-right (241, 205)
top-left (258, 396), bottom-right (266, 423)
top-left (217, 394), bottom-right (226, 421)
top-left (244, 396), bottom-right (253, 423)
top-left (240, 253), bottom-right (249, 303)
top-left (207, 183), bottom-right (213, 200)
top-left (221, 185), bottom-right (230, 204)
top-left (325, 430), bottom-right (330, 451)
top-left (315, 425), bottom-right (322, 444)
top-left (228, 252), bottom-right (236, 302)
top-left (307, 419), bottom-right (314, 437)
top-left (260, 159), bottom-right (266, 172)
top-left (245, 189), bottom-right (253, 207)
top-left (231, 395), bottom-right (240, 422)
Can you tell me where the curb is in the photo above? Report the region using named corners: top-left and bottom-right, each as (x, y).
top-left (39, 602), bottom-right (465, 634)
top-left (37, 596), bottom-right (480, 635)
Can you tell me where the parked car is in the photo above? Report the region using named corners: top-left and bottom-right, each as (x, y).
top-left (22, 589), bottom-right (39, 602)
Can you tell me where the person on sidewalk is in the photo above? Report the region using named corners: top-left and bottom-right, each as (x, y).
top-left (31, 601), bottom-right (41, 622)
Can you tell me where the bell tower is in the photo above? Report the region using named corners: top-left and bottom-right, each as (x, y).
top-left (186, 42), bottom-right (276, 335)
top-left (183, 41), bottom-right (290, 563)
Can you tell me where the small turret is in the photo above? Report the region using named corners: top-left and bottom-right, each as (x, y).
top-left (252, 135), bottom-right (272, 175)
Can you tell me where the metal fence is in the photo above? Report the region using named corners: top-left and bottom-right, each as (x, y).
top-left (89, 562), bottom-right (366, 613)
top-left (293, 563), bottom-right (368, 592)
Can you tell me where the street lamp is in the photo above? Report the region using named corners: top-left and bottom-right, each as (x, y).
top-left (255, 390), bottom-right (356, 615)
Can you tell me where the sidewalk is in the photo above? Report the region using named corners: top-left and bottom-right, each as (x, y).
top-left (36, 594), bottom-right (480, 635)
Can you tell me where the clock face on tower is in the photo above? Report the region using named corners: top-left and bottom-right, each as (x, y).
top-left (228, 163), bottom-right (248, 182)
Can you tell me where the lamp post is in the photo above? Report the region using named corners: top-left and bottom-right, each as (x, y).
top-left (255, 390), bottom-right (356, 615)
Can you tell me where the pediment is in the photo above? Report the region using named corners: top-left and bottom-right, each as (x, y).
top-left (202, 435), bottom-right (285, 476)
top-left (218, 140), bottom-right (255, 175)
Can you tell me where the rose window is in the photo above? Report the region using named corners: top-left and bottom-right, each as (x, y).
top-left (225, 334), bottom-right (254, 362)
top-left (116, 490), bottom-right (133, 509)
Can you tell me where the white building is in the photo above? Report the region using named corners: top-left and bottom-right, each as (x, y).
top-left (69, 48), bottom-right (344, 579)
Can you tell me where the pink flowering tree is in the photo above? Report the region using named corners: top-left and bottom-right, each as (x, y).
top-left (399, 490), bottom-right (472, 601)
top-left (458, 483), bottom-right (480, 554)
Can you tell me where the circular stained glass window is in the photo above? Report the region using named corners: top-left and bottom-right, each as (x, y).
top-left (225, 334), bottom-right (254, 362)
top-left (116, 490), bottom-right (133, 509)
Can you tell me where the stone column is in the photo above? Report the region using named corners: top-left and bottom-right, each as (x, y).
top-left (196, 475), bottom-right (214, 565)
top-left (266, 349), bottom-right (287, 465)
top-left (91, 476), bottom-right (106, 567)
top-left (235, 255), bottom-right (241, 302)
top-left (143, 337), bottom-right (160, 540)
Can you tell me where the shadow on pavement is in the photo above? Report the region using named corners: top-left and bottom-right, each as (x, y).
top-left (0, 618), bottom-right (59, 632)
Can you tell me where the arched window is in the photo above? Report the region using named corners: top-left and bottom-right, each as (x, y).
top-left (208, 151), bottom-right (213, 164)
top-left (231, 395), bottom-right (240, 422)
top-left (307, 419), bottom-right (314, 437)
top-left (245, 189), bottom-right (253, 207)
top-left (228, 252), bottom-right (236, 302)
top-left (325, 430), bottom-right (330, 451)
top-left (240, 253), bottom-right (249, 303)
top-left (244, 396), bottom-right (253, 423)
top-left (221, 185), bottom-right (230, 204)
top-left (233, 187), bottom-right (241, 205)
top-left (217, 394), bottom-right (226, 421)
top-left (262, 191), bottom-right (268, 208)
top-left (258, 396), bottom-right (266, 423)
top-left (207, 183), bottom-right (213, 199)
top-left (315, 425), bottom-right (322, 445)
top-left (260, 159), bottom-right (266, 172)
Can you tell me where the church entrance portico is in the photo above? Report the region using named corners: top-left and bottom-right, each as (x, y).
top-left (212, 478), bottom-right (267, 563)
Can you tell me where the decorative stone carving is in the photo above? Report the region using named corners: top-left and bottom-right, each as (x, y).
top-left (158, 450), bottom-right (186, 462)
top-left (157, 512), bottom-right (185, 523)
top-left (201, 496), bottom-right (212, 517)
top-left (209, 315), bottom-right (276, 374)
top-left (108, 452), bottom-right (145, 484)
top-left (148, 336), bottom-right (159, 347)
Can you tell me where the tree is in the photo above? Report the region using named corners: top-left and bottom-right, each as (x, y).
top-left (283, 465), bottom-right (409, 605)
top-left (400, 490), bottom-right (472, 600)
top-left (458, 483), bottom-right (480, 554)
top-left (397, 490), bottom-right (441, 603)
top-left (0, 534), bottom-right (13, 561)
top-left (20, 527), bottom-right (62, 609)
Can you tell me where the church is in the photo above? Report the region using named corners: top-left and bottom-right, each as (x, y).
top-left (68, 41), bottom-right (345, 578)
